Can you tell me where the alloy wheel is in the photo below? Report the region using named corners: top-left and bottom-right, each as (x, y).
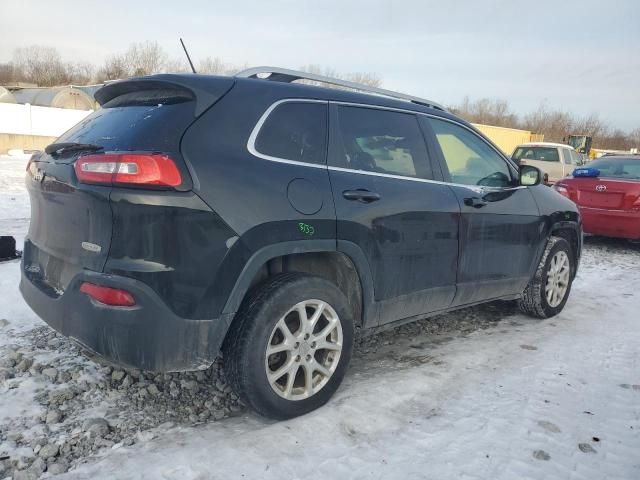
top-left (546, 251), bottom-right (570, 307)
top-left (265, 299), bottom-right (343, 401)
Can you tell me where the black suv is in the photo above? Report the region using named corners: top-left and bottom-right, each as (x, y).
top-left (20, 67), bottom-right (581, 419)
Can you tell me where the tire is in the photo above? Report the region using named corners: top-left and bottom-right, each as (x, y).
top-left (518, 236), bottom-right (574, 319)
top-left (222, 272), bottom-right (354, 419)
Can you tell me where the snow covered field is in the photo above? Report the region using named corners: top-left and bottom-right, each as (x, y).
top-left (1, 154), bottom-right (639, 479)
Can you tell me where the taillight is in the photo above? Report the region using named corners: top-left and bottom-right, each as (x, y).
top-left (75, 153), bottom-right (182, 187)
top-left (80, 282), bottom-right (136, 307)
top-left (554, 184), bottom-right (570, 199)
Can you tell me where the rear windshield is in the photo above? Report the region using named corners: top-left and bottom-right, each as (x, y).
top-left (55, 89), bottom-right (195, 153)
top-left (587, 157), bottom-right (640, 180)
top-left (512, 146), bottom-right (560, 162)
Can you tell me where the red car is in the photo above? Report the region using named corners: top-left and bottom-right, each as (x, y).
top-left (554, 155), bottom-right (640, 240)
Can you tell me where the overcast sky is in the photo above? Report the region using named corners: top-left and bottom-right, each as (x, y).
top-left (2, 0), bottom-right (639, 130)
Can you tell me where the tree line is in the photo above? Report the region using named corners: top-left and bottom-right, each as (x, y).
top-left (0, 43), bottom-right (381, 88)
top-left (1, 43), bottom-right (637, 150)
top-left (450, 97), bottom-right (640, 151)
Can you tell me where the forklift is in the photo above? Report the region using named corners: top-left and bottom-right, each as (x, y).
top-left (566, 134), bottom-right (593, 159)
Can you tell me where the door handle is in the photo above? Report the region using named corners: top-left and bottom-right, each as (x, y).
top-left (463, 196), bottom-right (488, 208)
top-left (342, 189), bottom-right (381, 203)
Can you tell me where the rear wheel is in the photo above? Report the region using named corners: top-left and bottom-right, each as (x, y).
top-left (519, 236), bottom-right (574, 318)
top-left (223, 273), bottom-right (354, 419)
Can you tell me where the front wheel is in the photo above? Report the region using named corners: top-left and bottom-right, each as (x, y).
top-left (222, 273), bottom-right (354, 419)
top-left (518, 236), bottom-right (574, 318)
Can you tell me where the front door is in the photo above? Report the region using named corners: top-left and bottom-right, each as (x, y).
top-left (423, 117), bottom-right (543, 306)
top-left (328, 104), bottom-right (460, 326)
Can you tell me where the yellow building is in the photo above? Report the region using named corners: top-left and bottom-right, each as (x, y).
top-left (472, 123), bottom-right (544, 156)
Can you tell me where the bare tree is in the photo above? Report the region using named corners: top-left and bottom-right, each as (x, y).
top-left (451, 96), bottom-right (518, 128)
top-left (297, 64), bottom-right (382, 89)
top-left (197, 57), bottom-right (247, 75)
top-left (199, 57), bottom-right (227, 74)
top-left (0, 63), bottom-right (16, 84)
top-left (96, 54), bottom-right (129, 82)
top-left (629, 128), bottom-right (640, 149)
top-left (165, 57), bottom-right (191, 74)
top-left (125, 41), bottom-right (168, 76)
top-left (67, 62), bottom-right (95, 85)
top-left (12, 46), bottom-right (70, 86)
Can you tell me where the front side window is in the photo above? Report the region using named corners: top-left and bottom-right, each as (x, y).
top-left (254, 102), bottom-right (327, 165)
top-left (428, 118), bottom-right (513, 187)
top-left (512, 146), bottom-right (561, 163)
top-left (332, 106), bottom-right (433, 179)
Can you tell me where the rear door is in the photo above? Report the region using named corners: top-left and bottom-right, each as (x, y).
top-left (423, 117), bottom-right (542, 306)
top-left (328, 104), bottom-right (460, 326)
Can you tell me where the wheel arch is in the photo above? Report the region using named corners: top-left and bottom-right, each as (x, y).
top-left (550, 221), bottom-right (582, 278)
top-left (222, 240), bottom-right (376, 328)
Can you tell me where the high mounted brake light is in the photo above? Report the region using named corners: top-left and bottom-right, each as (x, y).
top-left (75, 153), bottom-right (182, 187)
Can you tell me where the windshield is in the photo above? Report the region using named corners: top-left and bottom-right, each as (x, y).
top-left (512, 146), bottom-right (560, 162)
top-left (587, 157), bottom-right (640, 180)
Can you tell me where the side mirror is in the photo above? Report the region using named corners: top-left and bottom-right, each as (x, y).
top-left (519, 165), bottom-right (542, 186)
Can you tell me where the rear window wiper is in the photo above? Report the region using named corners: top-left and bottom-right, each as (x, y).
top-left (45, 142), bottom-right (104, 156)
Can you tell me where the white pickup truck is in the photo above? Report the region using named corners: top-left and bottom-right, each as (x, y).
top-left (511, 142), bottom-right (584, 184)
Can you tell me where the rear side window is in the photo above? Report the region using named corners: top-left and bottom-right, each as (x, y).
top-left (428, 118), bottom-right (512, 187)
top-left (331, 106), bottom-right (433, 179)
top-left (512, 146), bottom-right (560, 162)
top-left (562, 149), bottom-right (573, 164)
top-left (254, 102), bottom-right (328, 165)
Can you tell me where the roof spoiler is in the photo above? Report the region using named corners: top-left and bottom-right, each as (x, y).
top-left (94, 74), bottom-right (235, 116)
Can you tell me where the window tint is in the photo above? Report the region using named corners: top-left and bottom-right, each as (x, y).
top-left (255, 102), bottom-right (327, 165)
top-left (429, 118), bottom-right (513, 187)
top-left (512, 146), bottom-right (560, 162)
top-left (332, 106), bottom-right (432, 178)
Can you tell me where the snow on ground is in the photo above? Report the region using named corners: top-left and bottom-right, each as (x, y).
top-left (0, 154), bottom-right (30, 244)
top-left (1, 154), bottom-right (639, 479)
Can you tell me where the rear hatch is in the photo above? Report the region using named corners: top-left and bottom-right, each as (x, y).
top-left (24, 74), bottom-right (234, 296)
top-left (25, 153), bottom-right (113, 295)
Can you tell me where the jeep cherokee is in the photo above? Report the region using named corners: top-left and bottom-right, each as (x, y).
top-left (20, 67), bottom-right (582, 419)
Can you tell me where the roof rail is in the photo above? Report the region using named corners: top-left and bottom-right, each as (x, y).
top-left (235, 66), bottom-right (445, 111)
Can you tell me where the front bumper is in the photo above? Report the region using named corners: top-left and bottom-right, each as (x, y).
top-left (20, 263), bottom-right (233, 372)
top-left (580, 207), bottom-right (640, 240)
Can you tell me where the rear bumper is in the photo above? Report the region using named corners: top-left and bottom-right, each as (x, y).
top-left (20, 262), bottom-right (233, 372)
top-left (580, 206), bottom-right (640, 240)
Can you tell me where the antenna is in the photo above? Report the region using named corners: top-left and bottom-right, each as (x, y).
top-left (180, 38), bottom-right (197, 74)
